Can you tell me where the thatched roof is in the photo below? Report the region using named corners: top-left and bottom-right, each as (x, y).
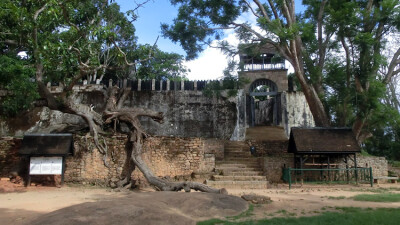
top-left (288, 127), bottom-right (360, 154)
top-left (19, 133), bottom-right (73, 156)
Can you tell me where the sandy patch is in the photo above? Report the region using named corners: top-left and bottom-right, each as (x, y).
top-left (1, 182), bottom-right (399, 224)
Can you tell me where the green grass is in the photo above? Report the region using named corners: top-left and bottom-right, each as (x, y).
top-left (349, 187), bottom-right (400, 193)
top-left (327, 196), bottom-right (346, 200)
top-left (353, 193), bottom-right (400, 202)
top-left (197, 208), bottom-right (400, 225)
top-left (226, 204), bottom-right (255, 220)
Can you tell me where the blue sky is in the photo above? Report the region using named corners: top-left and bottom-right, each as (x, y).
top-left (117, 0), bottom-right (184, 54)
top-left (116, 0), bottom-right (305, 80)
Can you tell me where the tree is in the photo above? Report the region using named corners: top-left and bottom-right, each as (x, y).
top-left (162, 0), bottom-right (400, 141)
top-left (0, 0), bottom-right (225, 193)
top-left (322, 0), bottom-right (400, 142)
top-left (162, 0), bottom-right (331, 126)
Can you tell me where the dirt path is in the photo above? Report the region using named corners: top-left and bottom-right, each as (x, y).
top-left (1, 182), bottom-right (399, 224)
top-left (229, 184), bottom-right (400, 220)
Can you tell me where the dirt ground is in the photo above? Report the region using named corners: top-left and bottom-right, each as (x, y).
top-left (1, 180), bottom-right (400, 224)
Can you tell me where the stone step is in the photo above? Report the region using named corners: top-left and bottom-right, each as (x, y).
top-left (206, 180), bottom-right (268, 189)
top-left (216, 167), bottom-right (261, 173)
top-left (224, 149), bottom-right (248, 152)
top-left (216, 162), bottom-right (260, 168)
top-left (215, 162), bottom-right (261, 169)
top-left (223, 156), bottom-right (259, 161)
top-left (225, 151), bottom-right (252, 154)
top-left (224, 143), bottom-right (247, 150)
top-left (212, 175), bottom-right (267, 181)
top-left (219, 170), bottom-right (264, 176)
top-left (225, 150), bottom-right (248, 154)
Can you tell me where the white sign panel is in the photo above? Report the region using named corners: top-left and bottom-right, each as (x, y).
top-left (30, 157), bottom-right (63, 175)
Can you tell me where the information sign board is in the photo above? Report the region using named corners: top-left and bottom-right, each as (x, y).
top-left (29, 157), bottom-right (63, 175)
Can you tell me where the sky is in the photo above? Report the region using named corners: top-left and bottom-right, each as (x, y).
top-left (116, 0), bottom-right (305, 80)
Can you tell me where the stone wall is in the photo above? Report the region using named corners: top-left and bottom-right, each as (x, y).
top-left (127, 91), bottom-right (236, 139)
top-left (262, 154), bottom-right (294, 183)
top-left (0, 90), bottom-right (237, 140)
top-left (241, 69), bottom-right (289, 93)
top-left (337, 155), bottom-right (388, 178)
top-left (282, 92), bottom-right (315, 137)
top-left (0, 136), bottom-right (223, 187)
top-left (260, 154), bottom-right (388, 184)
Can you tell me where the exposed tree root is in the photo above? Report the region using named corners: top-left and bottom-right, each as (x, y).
top-left (102, 87), bottom-right (227, 194)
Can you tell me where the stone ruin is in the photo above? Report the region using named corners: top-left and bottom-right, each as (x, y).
top-left (0, 44), bottom-right (389, 188)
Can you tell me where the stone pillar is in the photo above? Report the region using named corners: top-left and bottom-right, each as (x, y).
top-left (123, 79), bottom-right (128, 88)
top-left (181, 80), bottom-right (185, 91)
top-left (109, 79), bottom-right (113, 87)
top-left (152, 79), bottom-right (156, 91)
top-left (96, 79), bottom-right (101, 85)
top-left (160, 80), bottom-right (163, 91)
top-left (138, 79), bottom-right (142, 91)
top-left (47, 82), bottom-right (51, 88)
top-left (83, 80), bottom-right (88, 85)
top-left (166, 79), bottom-right (170, 91)
top-left (194, 80), bottom-right (198, 91)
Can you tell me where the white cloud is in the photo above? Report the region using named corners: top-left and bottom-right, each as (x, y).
top-left (184, 46), bottom-right (228, 80)
top-left (185, 32), bottom-right (240, 81)
top-left (184, 6), bottom-right (260, 81)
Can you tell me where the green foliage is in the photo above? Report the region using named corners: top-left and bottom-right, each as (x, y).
top-left (0, 0), bottom-right (188, 116)
top-left (364, 103), bottom-right (400, 160)
top-left (134, 44), bottom-right (188, 80)
top-left (162, 0), bottom-right (246, 60)
top-left (389, 160), bottom-right (400, 168)
top-left (0, 55), bottom-right (38, 116)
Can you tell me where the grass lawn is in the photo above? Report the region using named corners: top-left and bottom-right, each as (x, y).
top-left (197, 208), bottom-right (400, 225)
top-left (353, 193), bottom-right (400, 202)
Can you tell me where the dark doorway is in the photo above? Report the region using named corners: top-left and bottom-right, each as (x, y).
top-left (248, 79), bottom-right (281, 127)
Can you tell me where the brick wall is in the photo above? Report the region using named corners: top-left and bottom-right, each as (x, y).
top-left (0, 137), bottom-right (22, 177)
top-left (131, 137), bottom-right (220, 186)
top-left (0, 136), bottom-right (223, 187)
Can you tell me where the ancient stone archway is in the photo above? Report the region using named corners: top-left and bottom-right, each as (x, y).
top-left (248, 79), bottom-right (281, 127)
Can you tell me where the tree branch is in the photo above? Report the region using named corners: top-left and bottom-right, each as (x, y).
top-left (243, 0), bottom-right (260, 18)
top-left (267, 0), bottom-right (280, 21)
top-left (384, 47), bottom-right (400, 84)
top-left (253, 0), bottom-right (270, 22)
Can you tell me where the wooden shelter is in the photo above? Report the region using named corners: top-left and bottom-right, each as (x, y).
top-left (288, 127), bottom-right (361, 172)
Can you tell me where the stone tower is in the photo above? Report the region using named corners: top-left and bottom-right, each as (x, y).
top-left (236, 43), bottom-right (314, 139)
top-left (239, 44), bottom-right (288, 128)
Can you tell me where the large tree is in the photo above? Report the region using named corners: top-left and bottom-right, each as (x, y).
top-left (0, 0), bottom-right (224, 193)
top-left (162, 0), bottom-right (400, 142)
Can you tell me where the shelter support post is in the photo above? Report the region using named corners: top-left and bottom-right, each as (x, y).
top-left (345, 155), bottom-right (350, 183)
top-left (327, 156), bottom-right (331, 182)
top-left (369, 167), bottom-right (373, 187)
top-left (354, 153), bottom-right (358, 184)
top-left (61, 157), bottom-right (65, 186)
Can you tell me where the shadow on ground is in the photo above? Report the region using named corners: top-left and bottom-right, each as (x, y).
top-left (28, 192), bottom-right (247, 225)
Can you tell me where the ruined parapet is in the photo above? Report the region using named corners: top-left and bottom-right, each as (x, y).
top-left (46, 79), bottom-right (229, 94)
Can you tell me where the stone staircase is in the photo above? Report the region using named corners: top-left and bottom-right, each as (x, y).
top-left (206, 141), bottom-right (268, 189)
